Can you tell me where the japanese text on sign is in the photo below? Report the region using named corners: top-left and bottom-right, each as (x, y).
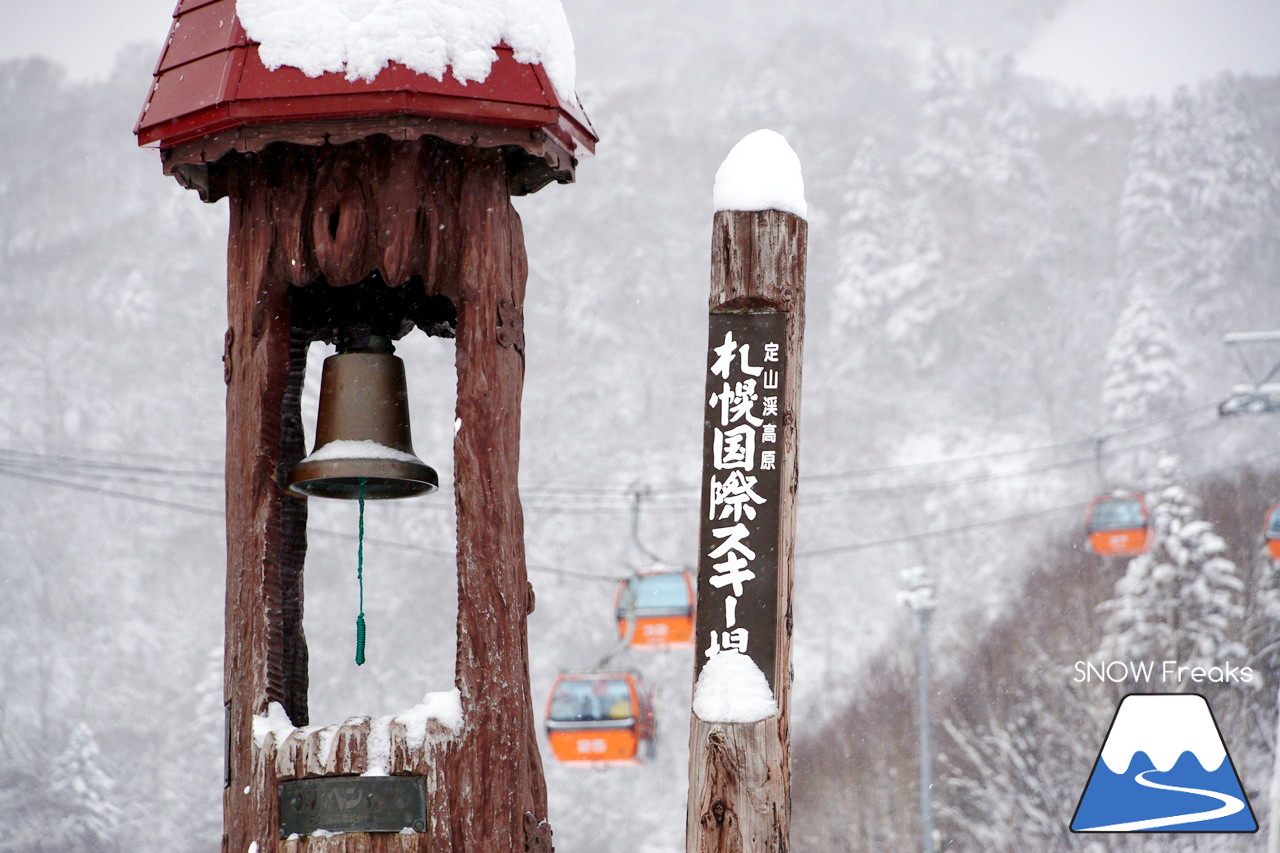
top-left (695, 313), bottom-right (787, 689)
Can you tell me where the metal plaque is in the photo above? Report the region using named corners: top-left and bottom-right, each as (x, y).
top-left (693, 311), bottom-right (788, 692)
top-left (278, 776), bottom-right (428, 838)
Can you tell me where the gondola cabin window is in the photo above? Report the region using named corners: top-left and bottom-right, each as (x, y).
top-left (616, 571), bottom-right (695, 648)
top-left (1085, 494), bottom-right (1151, 557)
top-left (1265, 504), bottom-right (1280, 560)
top-left (544, 674), bottom-right (655, 764)
top-left (548, 678), bottom-right (634, 723)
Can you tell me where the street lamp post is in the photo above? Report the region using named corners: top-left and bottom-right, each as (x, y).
top-left (900, 567), bottom-right (936, 853)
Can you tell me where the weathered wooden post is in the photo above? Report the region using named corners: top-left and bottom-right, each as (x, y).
top-left (134, 3), bottom-right (595, 850)
top-left (687, 130), bottom-right (807, 852)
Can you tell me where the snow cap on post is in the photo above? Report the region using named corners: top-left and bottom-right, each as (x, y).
top-left (712, 129), bottom-right (807, 219)
top-left (692, 650), bottom-right (779, 723)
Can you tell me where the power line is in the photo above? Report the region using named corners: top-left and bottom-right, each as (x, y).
top-left (0, 399), bottom-right (1222, 497)
top-left (7, 443), bottom-right (1279, 576)
top-left (0, 465), bottom-right (225, 517)
top-left (0, 455), bottom-right (224, 493)
top-left (0, 464), bottom-right (623, 584)
top-left (803, 401), bottom-right (1222, 483)
top-left (0, 442), bottom-right (222, 470)
top-left (798, 449), bottom-right (1280, 558)
top-left (0, 400), bottom-right (1244, 516)
top-left (0, 448), bottom-right (222, 479)
top-left (800, 413), bottom-right (1224, 504)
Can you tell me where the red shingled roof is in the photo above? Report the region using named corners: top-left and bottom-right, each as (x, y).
top-left (135, 0), bottom-right (595, 158)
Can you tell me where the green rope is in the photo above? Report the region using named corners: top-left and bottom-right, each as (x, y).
top-left (355, 476), bottom-right (366, 666)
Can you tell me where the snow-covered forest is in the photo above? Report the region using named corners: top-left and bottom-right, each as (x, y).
top-left (2, 0), bottom-right (1279, 849)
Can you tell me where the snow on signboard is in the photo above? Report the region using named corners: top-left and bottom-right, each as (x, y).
top-left (237, 0), bottom-right (577, 101)
top-left (692, 650), bottom-right (778, 723)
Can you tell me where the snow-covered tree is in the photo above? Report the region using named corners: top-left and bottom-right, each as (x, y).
top-left (1245, 542), bottom-right (1280, 683)
top-left (831, 138), bottom-right (898, 331)
top-left (46, 723), bottom-right (123, 852)
top-left (1098, 282), bottom-right (1187, 485)
top-left (882, 195), bottom-right (946, 368)
top-left (905, 45), bottom-right (976, 202)
top-left (937, 654), bottom-right (1102, 852)
top-left (829, 135), bottom-right (948, 368)
top-left (1100, 283), bottom-right (1187, 433)
top-left (974, 89), bottom-right (1050, 265)
top-left (1116, 82), bottom-right (1280, 335)
top-left (1179, 78), bottom-right (1279, 328)
top-left (1097, 459), bottom-right (1247, 675)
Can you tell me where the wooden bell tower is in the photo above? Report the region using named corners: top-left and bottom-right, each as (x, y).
top-left (135, 3), bottom-right (596, 850)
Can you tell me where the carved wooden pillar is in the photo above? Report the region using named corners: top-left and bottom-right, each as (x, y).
top-left (217, 136), bottom-right (549, 853)
top-left (447, 153), bottom-right (549, 852)
top-left (223, 161), bottom-right (309, 849)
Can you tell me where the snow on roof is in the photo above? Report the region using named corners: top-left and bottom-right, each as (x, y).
top-left (712, 129), bottom-right (807, 220)
top-left (236, 0), bottom-right (577, 101)
top-left (692, 650), bottom-right (779, 723)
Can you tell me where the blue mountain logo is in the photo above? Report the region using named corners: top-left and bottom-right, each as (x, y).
top-left (1072, 693), bottom-right (1256, 833)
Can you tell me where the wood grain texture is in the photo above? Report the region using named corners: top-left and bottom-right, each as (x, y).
top-left (445, 152), bottom-right (549, 852)
top-left (688, 209), bottom-right (807, 853)
top-left (221, 135), bottom-right (548, 852)
top-left (223, 163), bottom-right (297, 852)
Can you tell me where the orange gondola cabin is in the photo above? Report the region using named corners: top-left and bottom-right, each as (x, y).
top-left (1265, 504), bottom-right (1280, 560)
top-left (1086, 494), bottom-right (1151, 557)
top-left (544, 672), bottom-right (655, 764)
top-left (616, 570), bottom-right (695, 648)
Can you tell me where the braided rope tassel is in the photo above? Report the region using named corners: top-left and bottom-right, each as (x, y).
top-left (355, 476), bottom-right (367, 666)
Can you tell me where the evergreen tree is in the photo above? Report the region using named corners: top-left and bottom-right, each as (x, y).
top-left (1099, 281), bottom-right (1186, 486)
top-left (46, 723), bottom-right (122, 852)
top-left (1116, 81), bottom-right (1280, 335)
top-left (974, 89), bottom-right (1050, 266)
top-left (1115, 97), bottom-right (1189, 303)
top-left (1100, 283), bottom-right (1187, 434)
top-left (831, 138), bottom-right (898, 331)
top-left (882, 194), bottom-right (946, 367)
top-left (905, 45), bottom-right (976, 202)
top-left (1180, 78), bottom-right (1279, 328)
top-left (830, 135), bottom-right (947, 368)
top-left (937, 655), bottom-right (1101, 852)
top-left (1097, 458), bottom-right (1247, 675)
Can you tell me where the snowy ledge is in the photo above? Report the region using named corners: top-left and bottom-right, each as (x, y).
top-left (237, 0), bottom-right (577, 102)
top-left (253, 688), bottom-right (464, 777)
top-left (712, 129), bottom-right (807, 220)
top-left (693, 651), bottom-right (779, 723)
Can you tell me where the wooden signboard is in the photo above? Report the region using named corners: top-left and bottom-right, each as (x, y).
top-left (686, 207), bottom-right (807, 853)
top-left (693, 312), bottom-right (788, 689)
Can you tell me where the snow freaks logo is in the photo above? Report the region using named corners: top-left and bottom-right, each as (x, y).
top-left (1072, 659), bottom-right (1253, 685)
top-left (1071, 694), bottom-right (1257, 833)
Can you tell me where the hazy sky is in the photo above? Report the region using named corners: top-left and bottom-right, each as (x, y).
top-left (0, 0), bottom-right (1277, 100)
top-left (1019, 0), bottom-right (1280, 100)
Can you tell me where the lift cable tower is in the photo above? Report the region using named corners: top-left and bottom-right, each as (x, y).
top-left (1219, 331), bottom-right (1280, 416)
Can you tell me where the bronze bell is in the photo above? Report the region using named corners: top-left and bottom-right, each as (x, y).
top-left (288, 336), bottom-right (439, 499)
